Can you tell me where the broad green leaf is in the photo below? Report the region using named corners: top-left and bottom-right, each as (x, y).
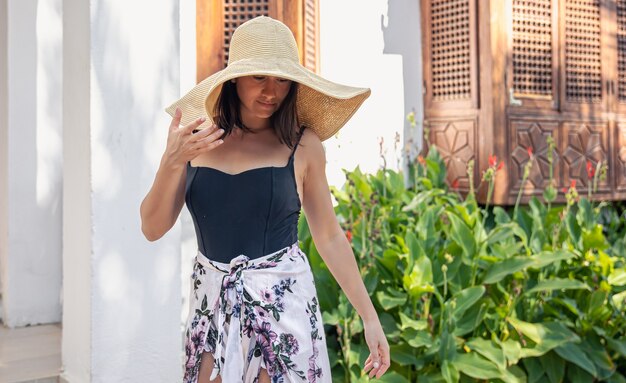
top-left (612, 290), bottom-right (626, 310)
top-left (580, 337), bottom-right (615, 379)
top-left (531, 250), bottom-right (576, 269)
top-left (607, 372), bottom-right (626, 383)
top-left (608, 268), bottom-right (626, 286)
top-left (508, 317), bottom-right (580, 357)
top-left (525, 278), bottom-right (590, 295)
top-left (363, 268), bottom-right (379, 294)
top-left (606, 338), bottom-right (626, 357)
top-left (379, 312), bottom-right (400, 339)
top-left (565, 210), bottom-right (582, 249)
top-left (587, 290), bottom-right (607, 315)
top-left (403, 267), bottom-right (434, 297)
top-left (399, 312), bottom-right (427, 331)
top-left (454, 301), bottom-right (487, 337)
top-left (483, 257), bottom-right (535, 284)
top-left (451, 286), bottom-right (485, 319)
top-left (447, 212), bottom-right (476, 260)
top-left (376, 249), bottom-right (402, 277)
top-left (439, 329), bottom-right (457, 362)
top-left (322, 311), bottom-right (340, 326)
top-left (402, 328), bottom-right (432, 348)
top-left (576, 198), bottom-right (595, 230)
top-left (390, 343), bottom-right (418, 366)
top-left (501, 339), bottom-right (522, 365)
top-left (523, 357), bottom-right (545, 383)
top-left (466, 338), bottom-right (506, 370)
top-left (441, 360), bottom-right (460, 383)
top-left (539, 351), bottom-right (565, 383)
top-left (555, 343), bottom-right (597, 377)
top-left (376, 290), bottom-right (407, 310)
top-left (452, 352), bottom-right (504, 381)
top-left (582, 224), bottom-right (609, 251)
top-left (376, 372), bottom-right (410, 383)
top-left (567, 364), bottom-right (594, 383)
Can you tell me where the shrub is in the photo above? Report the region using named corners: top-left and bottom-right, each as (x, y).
top-left (298, 144), bottom-right (626, 383)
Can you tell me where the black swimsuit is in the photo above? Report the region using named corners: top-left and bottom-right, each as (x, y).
top-left (184, 130), bottom-right (303, 263)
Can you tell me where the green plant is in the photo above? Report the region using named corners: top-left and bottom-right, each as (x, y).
top-left (298, 140), bottom-right (626, 383)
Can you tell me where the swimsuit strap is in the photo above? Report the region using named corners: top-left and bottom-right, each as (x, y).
top-left (288, 126), bottom-right (306, 162)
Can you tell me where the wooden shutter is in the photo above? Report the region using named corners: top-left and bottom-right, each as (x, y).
top-left (196, 0), bottom-right (319, 83)
top-left (302, 0), bottom-right (319, 72)
top-left (508, 0), bottom-right (558, 109)
top-left (616, 0), bottom-right (626, 106)
top-left (560, 0), bottom-right (607, 111)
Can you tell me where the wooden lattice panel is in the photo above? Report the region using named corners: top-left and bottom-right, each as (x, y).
top-left (617, 123), bottom-right (626, 189)
top-left (512, 0), bottom-right (553, 97)
top-left (564, 0), bottom-right (602, 103)
top-left (303, 0), bottom-right (317, 72)
top-left (562, 122), bottom-right (609, 189)
top-left (509, 120), bottom-right (559, 192)
top-left (428, 120), bottom-right (476, 189)
top-left (430, 0), bottom-right (471, 101)
top-left (618, 1), bottom-right (626, 103)
top-left (223, 0), bottom-right (270, 67)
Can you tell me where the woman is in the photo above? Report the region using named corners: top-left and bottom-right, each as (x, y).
top-left (140, 16), bottom-right (389, 383)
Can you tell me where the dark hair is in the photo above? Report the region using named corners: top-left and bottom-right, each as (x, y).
top-left (212, 79), bottom-right (303, 150)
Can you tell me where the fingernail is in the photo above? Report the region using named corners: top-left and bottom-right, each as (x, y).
top-left (200, 117), bottom-right (206, 122)
top-left (373, 362), bottom-right (380, 369)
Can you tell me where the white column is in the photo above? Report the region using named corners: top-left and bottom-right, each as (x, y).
top-left (0, 0), bottom-right (63, 328)
top-left (62, 0), bottom-right (182, 381)
top-left (0, 0), bottom-right (7, 322)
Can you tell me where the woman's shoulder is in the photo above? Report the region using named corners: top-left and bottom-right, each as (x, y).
top-left (298, 127), bottom-right (326, 172)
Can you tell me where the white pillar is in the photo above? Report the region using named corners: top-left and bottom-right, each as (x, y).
top-left (0, 0), bottom-right (63, 328)
top-left (62, 0), bottom-right (182, 381)
top-left (0, 0), bottom-right (7, 322)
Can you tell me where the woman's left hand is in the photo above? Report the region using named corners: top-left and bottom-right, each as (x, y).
top-left (363, 318), bottom-right (390, 379)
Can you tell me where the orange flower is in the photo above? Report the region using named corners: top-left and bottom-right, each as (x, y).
top-left (451, 179), bottom-right (460, 189)
top-left (417, 155), bottom-right (426, 165)
top-left (571, 179), bottom-right (577, 189)
top-left (345, 230), bottom-right (352, 243)
top-left (527, 146), bottom-right (533, 157)
top-left (586, 160), bottom-right (595, 179)
top-left (488, 155), bottom-right (497, 167)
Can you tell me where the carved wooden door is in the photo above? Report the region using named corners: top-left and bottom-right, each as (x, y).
top-left (196, 0), bottom-right (319, 83)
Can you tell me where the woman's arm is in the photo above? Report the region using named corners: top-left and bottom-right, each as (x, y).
top-left (299, 128), bottom-right (390, 378)
top-left (140, 109), bottom-right (224, 241)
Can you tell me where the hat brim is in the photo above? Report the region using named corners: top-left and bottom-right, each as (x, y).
top-left (165, 58), bottom-right (370, 141)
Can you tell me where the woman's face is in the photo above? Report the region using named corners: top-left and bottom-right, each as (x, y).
top-left (235, 75), bottom-right (292, 127)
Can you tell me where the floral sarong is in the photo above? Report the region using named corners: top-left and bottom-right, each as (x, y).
top-left (183, 241), bottom-right (331, 383)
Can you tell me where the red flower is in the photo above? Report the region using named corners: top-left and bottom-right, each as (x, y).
top-left (586, 160), bottom-right (596, 179)
top-left (488, 155), bottom-right (497, 167)
top-left (497, 161), bottom-right (504, 171)
top-left (570, 179), bottom-right (577, 189)
top-left (451, 179), bottom-right (460, 189)
top-left (561, 187), bottom-right (568, 193)
top-left (345, 230), bottom-right (352, 243)
top-left (527, 147), bottom-right (533, 157)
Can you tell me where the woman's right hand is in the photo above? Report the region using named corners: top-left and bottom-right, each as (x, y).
top-left (163, 107), bottom-right (225, 168)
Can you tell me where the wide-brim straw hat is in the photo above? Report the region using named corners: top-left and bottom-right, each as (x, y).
top-left (165, 16), bottom-right (371, 141)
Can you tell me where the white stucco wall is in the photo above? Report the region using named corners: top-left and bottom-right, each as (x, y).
top-left (319, 0), bottom-right (423, 188)
top-left (0, 0), bottom-right (63, 328)
top-left (179, 0), bottom-right (197, 334)
top-left (62, 0), bottom-right (183, 381)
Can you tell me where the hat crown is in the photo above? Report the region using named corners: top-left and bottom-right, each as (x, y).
top-left (227, 16), bottom-right (300, 65)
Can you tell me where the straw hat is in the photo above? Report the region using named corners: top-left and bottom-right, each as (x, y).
top-left (165, 16), bottom-right (371, 141)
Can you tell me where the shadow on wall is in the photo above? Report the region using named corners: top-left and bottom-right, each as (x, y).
top-left (380, 0), bottom-right (423, 171)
